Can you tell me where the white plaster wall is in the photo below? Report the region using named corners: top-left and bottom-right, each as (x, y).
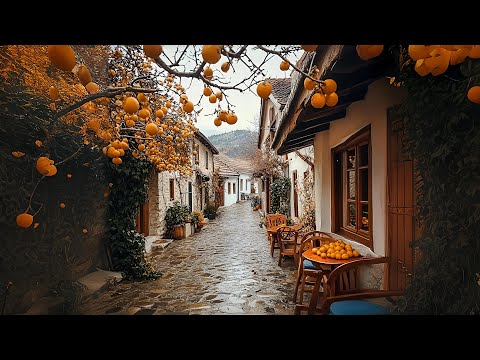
top-left (239, 174), bottom-right (251, 196)
top-left (223, 176), bottom-right (239, 206)
top-left (314, 78), bottom-right (406, 256)
top-left (287, 146), bottom-right (313, 220)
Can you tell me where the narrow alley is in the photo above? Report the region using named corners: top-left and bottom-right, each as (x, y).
top-left (79, 201), bottom-right (297, 315)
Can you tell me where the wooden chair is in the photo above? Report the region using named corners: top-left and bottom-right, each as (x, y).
top-left (318, 257), bottom-right (404, 315)
top-left (276, 226), bottom-right (299, 267)
top-left (265, 213), bottom-right (287, 257)
top-left (293, 231), bottom-right (334, 306)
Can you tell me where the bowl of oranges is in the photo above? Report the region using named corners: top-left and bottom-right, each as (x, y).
top-left (311, 239), bottom-right (360, 260)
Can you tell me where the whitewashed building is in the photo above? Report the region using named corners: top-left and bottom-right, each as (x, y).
top-left (271, 46), bottom-right (410, 291)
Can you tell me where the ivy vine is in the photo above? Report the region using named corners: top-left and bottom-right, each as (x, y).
top-left (270, 176), bottom-right (291, 215)
top-left (106, 151), bottom-right (160, 280)
top-left (397, 53), bottom-right (480, 314)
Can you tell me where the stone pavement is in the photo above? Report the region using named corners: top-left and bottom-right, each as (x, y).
top-left (78, 201), bottom-right (298, 315)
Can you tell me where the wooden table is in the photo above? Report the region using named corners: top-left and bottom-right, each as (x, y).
top-left (266, 224), bottom-right (303, 234)
top-left (301, 249), bottom-right (362, 314)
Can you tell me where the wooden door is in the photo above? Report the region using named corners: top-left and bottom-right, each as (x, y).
top-left (387, 109), bottom-right (415, 291)
top-left (135, 200), bottom-right (149, 236)
top-left (188, 182), bottom-right (193, 212)
top-left (293, 170), bottom-right (299, 217)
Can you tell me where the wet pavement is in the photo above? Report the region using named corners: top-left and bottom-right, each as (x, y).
top-left (78, 201), bottom-right (297, 315)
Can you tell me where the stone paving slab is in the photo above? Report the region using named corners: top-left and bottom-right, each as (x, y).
top-left (78, 201), bottom-right (298, 315)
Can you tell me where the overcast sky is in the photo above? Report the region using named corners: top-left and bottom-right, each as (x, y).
top-left (161, 46), bottom-right (301, 137)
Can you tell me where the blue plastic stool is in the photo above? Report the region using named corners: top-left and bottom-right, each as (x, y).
top-left (330, 300), bottom-right (391, 315)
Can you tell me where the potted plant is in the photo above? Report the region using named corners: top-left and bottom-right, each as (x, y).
top-left (191, 210), bottom-right (204, 232)
top-left (165, 201), bottom-right (190, 239)
top-left (203, 202), bottom-right (218, 220)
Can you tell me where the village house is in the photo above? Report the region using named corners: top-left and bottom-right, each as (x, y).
top-left (137, 131), bottom-right (219, 238)
top-left (270, 45), bottom-right (410, 291)
top-left (256, 77), bottom-right (315, 222)
top-left (214, 154), bottom-right (253, 207)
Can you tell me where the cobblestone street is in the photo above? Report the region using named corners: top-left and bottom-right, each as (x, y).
top-left (79, 201), bottom-right (297, 315)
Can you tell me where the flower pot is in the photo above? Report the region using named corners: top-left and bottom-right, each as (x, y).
top-left (172, 224), bottom-right (185, 240)
top-left (207, 213), bottom-right (216, 220)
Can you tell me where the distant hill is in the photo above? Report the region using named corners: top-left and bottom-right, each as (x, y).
top-left (208, 130), bottom-right (257, 159)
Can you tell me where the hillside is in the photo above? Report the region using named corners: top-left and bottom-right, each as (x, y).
top-left (208, 129), bottom-right (257, 159)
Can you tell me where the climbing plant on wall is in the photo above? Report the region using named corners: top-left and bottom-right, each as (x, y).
top-left (106, 152), bottom-right (160, 280)
top-left (270, 176), bottom-right (291, 216)
top-left (395, 52), bottom-right (480, 314)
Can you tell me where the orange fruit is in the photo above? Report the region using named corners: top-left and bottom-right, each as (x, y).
top-left (203, 87), bottom-right (212, 96)
top-left (59, 203), bottom-right (66, 208)
top-left (425, 48), bottom-right (450, 76)
top-left (320, 253), bottom-right (327, 258)
top-left (47, 45), bottom-right (76, 71)
top-left (221, 62), bottom-right (230, 72)
top-left (120, 141), bottom-right (129, 150)
top-left (126, 120), bottom-right (135, 127)
top-left (82, 228), bottom-right (88, 234)
top-left (143, 45), bottom-right (163, 59)
top-left (137, 93), bottom-right (147, 103)
top-left (138, 144), bottom-right (146, 151)
top-left (414, 59), bottom-right (431, 77)
top-left (367, 45), bottom-right (384, 59)
top-left (469, 45), bottom-right (480, 59)
top-left (467, 86), bottom-right (480, 104)
top-left (226, 113), bottom-right (237, 125)
top-left (311, 93), bottom-right (326, 108)
top-left (214, 117), bottom-right (222, 126)
top-left (301, 45), bottom-right (317, 52)
top-left (203, 67), bottom-right (214, 80)
top-left (138, 108), bottom-right (150, 119)
top-left (304, 77), bottom-right (316, 90)
top-left (202, 45), bottom-right (222, 64)
top-left (146, 123), bottom-right (159, 135)
top-left (49, 86), bottom-right (59, 101)
top-left (36, 156), bottom-right (53, 175)
top-left (155, 109), bottom-right (164, 118)
top-left (77, 64), bottom-right (92, 86)
top-left (318, 246), bottom-right (326, 253)
top-left (215, 91), bottom-right (223, 100)
top-left (166, 101), bottom-right (172, 108)
top-left (107, 147), bottom-right (117, 158)
top-left (257, 81), bottom-right (272, 99)
top-left (450, 48), bottom-right (470, 65)
top-left (356, 45), bottom-right (371, 60)
top-left (112, 157), bottom-right (122, 165)
top-left (183, 101), bottom-right (194, 113)
top-left (347, 250), bottom-right (353, 257)
top-left (312, 247), bottom-right (319, 253)
top-left (209, 94), bottom-right (217, 103)
top-left (123, 97), bottom-right (139, 114)
top-left (280, 60), bottom-right (290, 71)
top-left (322, 79), bottom-right (337, 95)
top-left (16, 213), bottom-right (33, 228)
top-left (117, 149), bottom-right (125, 157)
top-left (335, 253), bottom-right (342, 260)
top-left (45, 165), bottom-right (57, 176)
top-left (408, 45), bottom-right (432, 61)
top-left (325, 92), bottom-right (339, 107)
top-left (341, 253), bottom-right (349, 259)
top-left (161, 106), bottom-right (168, 114)
top-left (352, 250), bottom-right (360, 257)
top-left (218, 111), bottom-right (228, 121)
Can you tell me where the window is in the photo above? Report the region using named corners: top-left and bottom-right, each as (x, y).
top-left (261, 180), bottom-right (265, 192)
top-left (205, 151), bottom-right (209, 169)
top-left (228, 182), bottom-right (231, 194)
top-left (292, 170), bottom-right (298, 217)
top-left (332, 126), bottom-right (372, 247)
top-left (233, 182), bottom-right (236, 194)
top-left (169, 178), bottom-right (175, 201)
top-left (240, 179), bottom-right (243, 191)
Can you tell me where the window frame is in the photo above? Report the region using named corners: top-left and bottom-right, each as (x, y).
top-left (205, 150), bottom-right (209, 169)
top-left (233, 182), bottom-right (236, 194)
top-left (228, 182), bottom-right (231, 195)
top-left (331, 125), bottom-right (372, 248)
